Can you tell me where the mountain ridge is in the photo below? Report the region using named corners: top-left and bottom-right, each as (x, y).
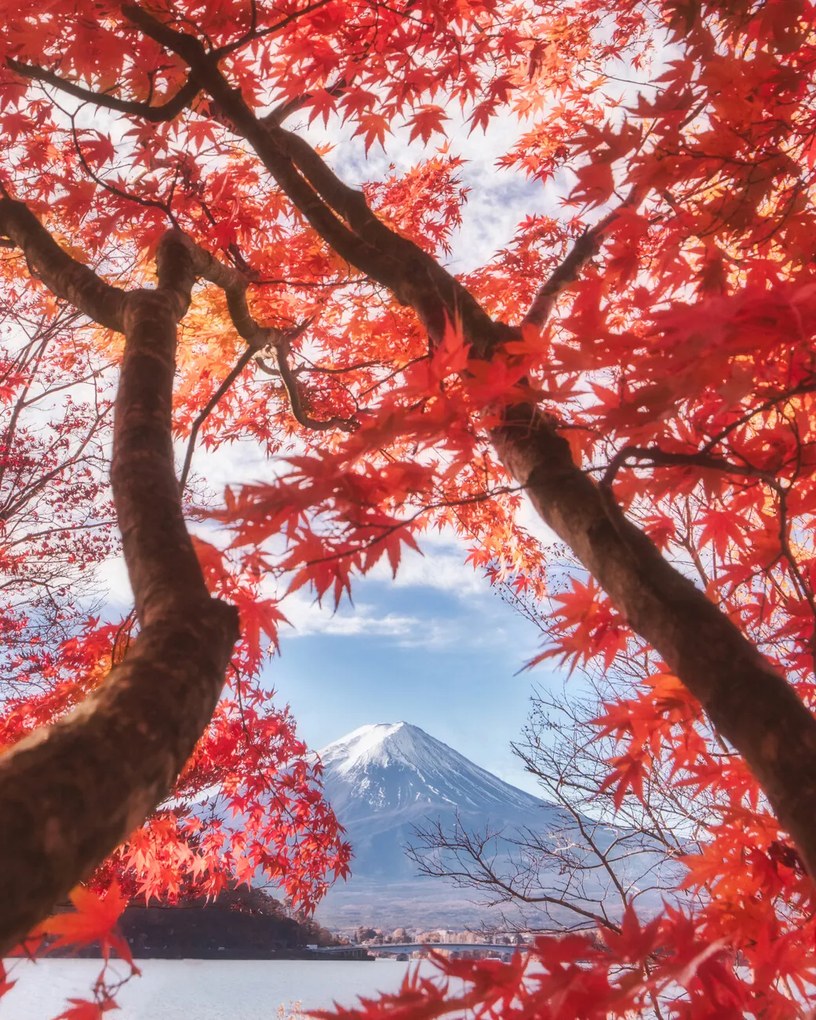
top-left (317, 721), bottom-right (545, 818)
top-left (313, 720), bottom-right (571, 928)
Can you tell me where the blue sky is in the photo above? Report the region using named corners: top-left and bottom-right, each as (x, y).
top-left (269, 534), bottom-right (562, 796)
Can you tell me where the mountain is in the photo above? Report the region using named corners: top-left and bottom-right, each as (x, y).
top-left (316, 722), bottom-right (552, 893)
top-left (312, 722), bottom-right (682, 930)
top-left (318, 721), bottom-right (543, 823)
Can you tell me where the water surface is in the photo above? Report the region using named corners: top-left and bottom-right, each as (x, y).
top-left (2, 958), bottom-right (434, 1019)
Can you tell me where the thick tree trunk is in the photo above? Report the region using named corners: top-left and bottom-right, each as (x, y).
top-left (0, 217), bottom-right (238, 953)
top-left (0, 606), bottom-right (235, 953)
top-left (491, 407), bottom-right (816, 876)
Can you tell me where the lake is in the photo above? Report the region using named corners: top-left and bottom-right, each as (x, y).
top-left (1, 958), bottom-right (444, 1018)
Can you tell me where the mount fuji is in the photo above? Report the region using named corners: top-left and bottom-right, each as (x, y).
top-left (312, 722), bottom-right (680, 929)
top-left (319, 721), bottom-right (543, 820)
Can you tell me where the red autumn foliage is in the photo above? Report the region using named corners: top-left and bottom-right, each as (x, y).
top-left (0, 0), bottom-right (815, 1015)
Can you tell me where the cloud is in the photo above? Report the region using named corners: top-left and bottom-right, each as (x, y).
top-left (367, 541), bottom-right (488, 598)
top-left (93, 553), bottom-right (133, 614)
top-left (321, 98), bottom-right (559, 276)
top-left (279, 561), bottom-right (512, 650)
top-left (283, 593), bottom-right (421, 639)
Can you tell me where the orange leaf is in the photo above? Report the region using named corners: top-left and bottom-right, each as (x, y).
top-left (39, 882), bottom-right (130, 963)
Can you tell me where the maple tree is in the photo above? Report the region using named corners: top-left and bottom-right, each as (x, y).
top-left (0, 0), bottom-right (814, 1014)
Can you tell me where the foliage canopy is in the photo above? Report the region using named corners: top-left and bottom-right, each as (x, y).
top-left (1, 0), bottom-right (816, 1014)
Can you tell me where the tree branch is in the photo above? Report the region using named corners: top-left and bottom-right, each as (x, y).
top-left (0, 197), bottom-right (126, 331)
top-left (7, 58), bottom-right (198, 122)
top-left (601, 443), bottom-right (775, 487)
top-left (121, 4), bottom-right (500, 351)
top-left (179, 345), bottom-right (256, 491)
top-left (491, 404), bottom-right (816, 882)
top-left (265, 75), bottom-right (347, 126)
top-left (272, 335), bottom-right (358, 433)
top-left (165, 229), bottom-right (283, 349)
top-left (522, 187), bottom-right (644, 330)
top-left (159, 229), bottom-right (358, 434)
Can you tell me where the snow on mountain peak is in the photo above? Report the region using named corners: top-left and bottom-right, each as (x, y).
top-left (319, 721), bottom-right (425, 773)
top-left (317, 721), bottom-right (544, 817)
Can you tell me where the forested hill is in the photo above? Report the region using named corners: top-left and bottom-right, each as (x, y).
top-left (48, 887), bottom-right (339, 960)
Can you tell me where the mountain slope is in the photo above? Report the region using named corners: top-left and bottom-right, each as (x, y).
top-left (318, 721), bottom-right (545, 819)
top-left (316, 723), bottom-right (564, 903)
top-left (314, 722), bottom-right (683, 929)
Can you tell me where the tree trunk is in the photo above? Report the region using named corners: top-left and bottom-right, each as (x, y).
top-left (0, 220), bottom-right (238, 953)
top-left (491, 406), bottom-right (816, 876)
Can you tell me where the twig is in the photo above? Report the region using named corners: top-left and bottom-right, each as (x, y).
top-left (179, 346), bottom-right (256, 491)
top-left (522, 187), bottom-right (644, 329)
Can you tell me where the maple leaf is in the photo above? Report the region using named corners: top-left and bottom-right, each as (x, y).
top-left (83, 132), bottom-right (116, 166)
top-left (0, 962), bottom-right (15, 1000)
top-left (598, 751), bottom-right (647, 809)
top-left (55, 998), bottom-right (116, 1020)
top-left (602, 906), bottom-right (662, 962)
top-left (307, 88), bottom-right (339, 127)
top-left (352, 112), bottom-right (390, 155)
top-left (571, 159), bottom-right (615, 207)
top-left (426, 318), bottom-right (470, 385)
top-left (237, 595), bottom-right (288, 661)
top-left (190, 534), bottom-right (228, 588)
top-left (405, 105), bottom-right (449, 145)
top-left (38, 882), bottom-right (131, 964)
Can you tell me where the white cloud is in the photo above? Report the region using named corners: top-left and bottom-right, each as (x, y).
top-left (366, 536), bottom-right (488, 598)
top-left (93, 553), bottom-right (133, 614)
top-left (279, 572), bottom-right (513, 651)
top-left (282, 592), bottom-right (419, 639)
top-left (393, 615), bottom-right (516, 652)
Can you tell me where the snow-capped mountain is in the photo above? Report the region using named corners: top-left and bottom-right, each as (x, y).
top-left (318, 721), bottom-right (543, 819)
top-left (313, 721), bottom-right (684, 929)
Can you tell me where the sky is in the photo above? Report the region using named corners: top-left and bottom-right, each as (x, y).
top-left (30, 0), bottom-right (660, 801)
top-left (268, 530), bottom-right (562, 796)
top-left (259, 47), bottom-right (665, 796)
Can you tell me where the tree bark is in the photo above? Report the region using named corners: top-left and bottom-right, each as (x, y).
top-left (491, 406), bottom-right (816, 878)
top-left (0, 216), bottom-right (238, 953)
